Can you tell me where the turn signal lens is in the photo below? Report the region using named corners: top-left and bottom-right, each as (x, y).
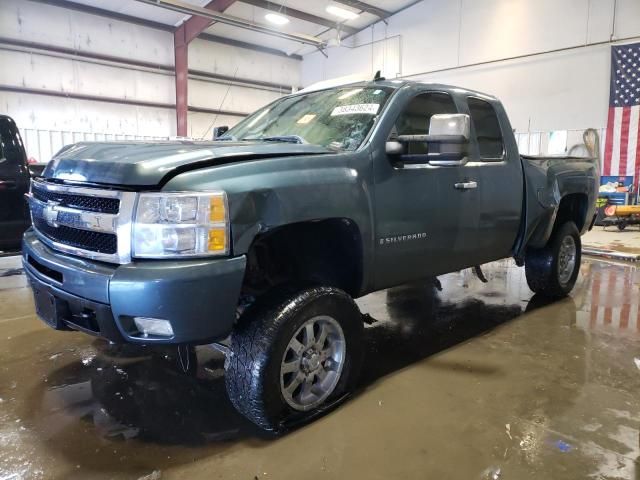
top-left (210, 195), bottom-right (226, 222)
top-left (208, 228), bottom-right (226, 252)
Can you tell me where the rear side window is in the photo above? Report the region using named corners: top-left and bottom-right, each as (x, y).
top-left (467, 98), bottom-right (504, 160)
top-left (0, 117), bottom-right (26, 166)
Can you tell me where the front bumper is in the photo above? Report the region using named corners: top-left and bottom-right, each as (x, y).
top-left (22, 229), bottom-right (246, 344)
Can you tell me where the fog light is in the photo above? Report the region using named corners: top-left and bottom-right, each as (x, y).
top-left (133, 317), bottom-right (174, 337)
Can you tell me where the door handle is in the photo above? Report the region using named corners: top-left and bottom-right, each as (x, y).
top-left (454, 181), bottom-right (478, 190)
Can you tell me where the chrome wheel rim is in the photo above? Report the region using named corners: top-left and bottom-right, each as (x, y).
top-left (280, 315), bottom-right (346, 412)
top-left (557, 235), bottom-right (577, 285)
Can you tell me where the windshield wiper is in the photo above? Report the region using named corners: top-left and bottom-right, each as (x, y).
top-left (242, 135), bottom-right (306, 144)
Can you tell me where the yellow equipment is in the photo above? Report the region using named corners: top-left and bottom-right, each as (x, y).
top-left (604, 205), bottom-right (640, 217)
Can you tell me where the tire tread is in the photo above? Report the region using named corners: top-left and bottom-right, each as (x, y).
top-left (225, 287), bottom-right (361, 431)
top-left (525, 221), bottom-right (581, 299)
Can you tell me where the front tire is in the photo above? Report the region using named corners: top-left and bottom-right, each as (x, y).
top-left (225, 287), bottom-right (364, 431)
top-left (525, 221), bottom-right (581, 298)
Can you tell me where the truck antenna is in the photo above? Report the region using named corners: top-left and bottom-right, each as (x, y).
top-left (373, 70), bottom-right (385, 82)
top-left (201, 66), bottom-right (239, 139)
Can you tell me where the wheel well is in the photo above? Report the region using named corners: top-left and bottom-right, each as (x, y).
top-left (241, 218), bottom-right (363, 298)
top-left (555, 193), bottom-right (588, 231)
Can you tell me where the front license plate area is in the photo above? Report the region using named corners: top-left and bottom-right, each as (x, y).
top-left (32, 286), bottom-right (60, 328)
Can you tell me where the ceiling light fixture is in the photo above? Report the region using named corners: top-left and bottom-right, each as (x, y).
top-left (326, 5), bottom-right (359, 20)
top-left (135, 0), bottom-right (324, 48)
top-left (265, 12), bottom-right (290, 25)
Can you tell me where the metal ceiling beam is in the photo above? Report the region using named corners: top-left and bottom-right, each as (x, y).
top-left (136, 0), bottom-right (326, 48)
top-left (198, 32), bottom-right (302, 59)
top-left (28, 0), bottom-right (174, 31)
top-left (180, 0), bottom-right (237, 44)
top-left (333, 0), bottom-right (391, 19)
top-left (339, 0), bottom-right (423, 40)
top-left (240, 0), bottom-right (358, 36)
top-left (26, 0), bottom-right (302, 60)
top-left (0, 36), bottom-right (298, 91)
top-left (174, 0), bottom-right (237, 136)
top-left (0, 85), bottom-right (247, 118)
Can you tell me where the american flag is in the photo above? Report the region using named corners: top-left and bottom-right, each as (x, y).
top-left (603, 42), bottom-right (640, 185)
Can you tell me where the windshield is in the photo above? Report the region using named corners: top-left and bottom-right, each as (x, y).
top-left (221, 86), bottom-right (393, 151)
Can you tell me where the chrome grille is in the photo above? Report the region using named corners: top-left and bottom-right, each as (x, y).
top-left (32, 217), bottom-right (118, 254)
top-left (28, 179), bottom-right (136, 264)
top-left (32, 182), bottom-right (120, 214)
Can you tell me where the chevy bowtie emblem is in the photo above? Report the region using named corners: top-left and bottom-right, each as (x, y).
top-left (43, 201), bottom-right (60, 228)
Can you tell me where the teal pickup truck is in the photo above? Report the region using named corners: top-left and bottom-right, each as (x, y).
top-left (23, 79), bottom-right (598, 430)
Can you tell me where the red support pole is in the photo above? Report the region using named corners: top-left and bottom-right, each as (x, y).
top-left (174, 25), bottom-right (188, 137)
top-left (172, 0), bottom-right (237, 137)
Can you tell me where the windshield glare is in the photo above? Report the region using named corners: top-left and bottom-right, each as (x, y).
top-left (221, 86), bottom-right (393, 151)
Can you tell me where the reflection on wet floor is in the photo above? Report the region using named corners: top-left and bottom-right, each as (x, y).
top-left (1, 256), bottom-right (640, 479)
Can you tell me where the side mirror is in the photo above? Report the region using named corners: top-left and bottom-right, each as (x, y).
top-left (213, 126), bottom-right (229, 139)
top-left (429, 113), bottom-right (470, 138)
top-left (385, 140), bottom-right (404, 155)
top-left (424, 113), bottom-right (470, 166)
top-left (394, 114), bottom-right (471, 166)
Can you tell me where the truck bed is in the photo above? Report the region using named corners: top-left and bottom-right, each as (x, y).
top-left (517, 154), bottom-right (599, 256)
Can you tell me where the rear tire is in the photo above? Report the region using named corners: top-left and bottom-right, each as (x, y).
top-left (525, 221), bottom-right (581, 299)
top-left (225, 286), bottom-right (364, 431)
top-left (617, 221), bottom-right (627, 231)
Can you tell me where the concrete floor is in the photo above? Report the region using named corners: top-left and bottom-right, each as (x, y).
top-left (583, 227), bottom-right (640, 256)
top-left (1, 256), bottom-right (640, 480)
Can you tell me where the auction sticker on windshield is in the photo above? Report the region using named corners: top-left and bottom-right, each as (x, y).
top-left (331, 104), bottom-right (380, 116)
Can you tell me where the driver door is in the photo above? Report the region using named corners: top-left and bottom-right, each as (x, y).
top-left (372, 91), bottom-right (482, 289)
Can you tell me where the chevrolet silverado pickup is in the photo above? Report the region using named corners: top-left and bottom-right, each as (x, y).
top-left (23, 80), bottom-right (599, 431)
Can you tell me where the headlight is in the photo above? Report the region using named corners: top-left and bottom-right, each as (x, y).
top-left (132, 191), bottom-right (229, 258)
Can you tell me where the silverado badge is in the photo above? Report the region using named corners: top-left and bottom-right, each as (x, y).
top-left (379, 232), bottom-right (427, 245)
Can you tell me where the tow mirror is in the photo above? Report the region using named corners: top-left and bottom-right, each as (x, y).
top-left (213, 126), bottom-right (229, 139)
top-left (392, 114), bottom-right (471, 167)
top-left (385, 140), bottom-right (404, 155)
top-left (429, 114), bottom-right (470, 138)
top-left (424, 113), bottom-right (470, 166)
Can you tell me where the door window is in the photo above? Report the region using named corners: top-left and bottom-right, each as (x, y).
top-left (467, 98), bottom-right (504, 160)
top-left (392, 92), bottom-right (458, 154)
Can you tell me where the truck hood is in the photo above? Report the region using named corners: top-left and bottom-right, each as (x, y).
top-left (42, 141), bottom-right (334, 187)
